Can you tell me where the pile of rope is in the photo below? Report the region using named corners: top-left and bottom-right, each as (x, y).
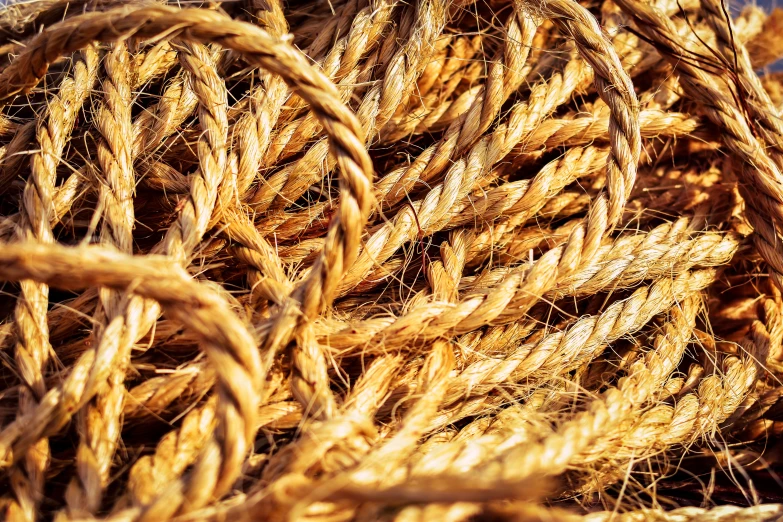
top-left (1, 0), bottom-right (783, 519)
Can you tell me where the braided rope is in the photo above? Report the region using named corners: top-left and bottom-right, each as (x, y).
top-left (0, 0), bottom-right (780, 520)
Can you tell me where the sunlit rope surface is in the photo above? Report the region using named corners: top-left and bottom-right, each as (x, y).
top-left (0, 0), bottom-right (782, 520)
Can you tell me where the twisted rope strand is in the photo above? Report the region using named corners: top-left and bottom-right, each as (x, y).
top-left (0, 0), bottom-right (779, 519)
top-left (615, 0), bottom-right (783, 291)
top-left (0, 7), bottom-right (374, 520)
top-left (6, 48), bottom-right (99, 522)
top-left (64, 43), bottom-right (137, 518)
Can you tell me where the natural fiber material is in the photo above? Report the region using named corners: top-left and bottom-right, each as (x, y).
top-left (0, 0), bottom-right (782, 520)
